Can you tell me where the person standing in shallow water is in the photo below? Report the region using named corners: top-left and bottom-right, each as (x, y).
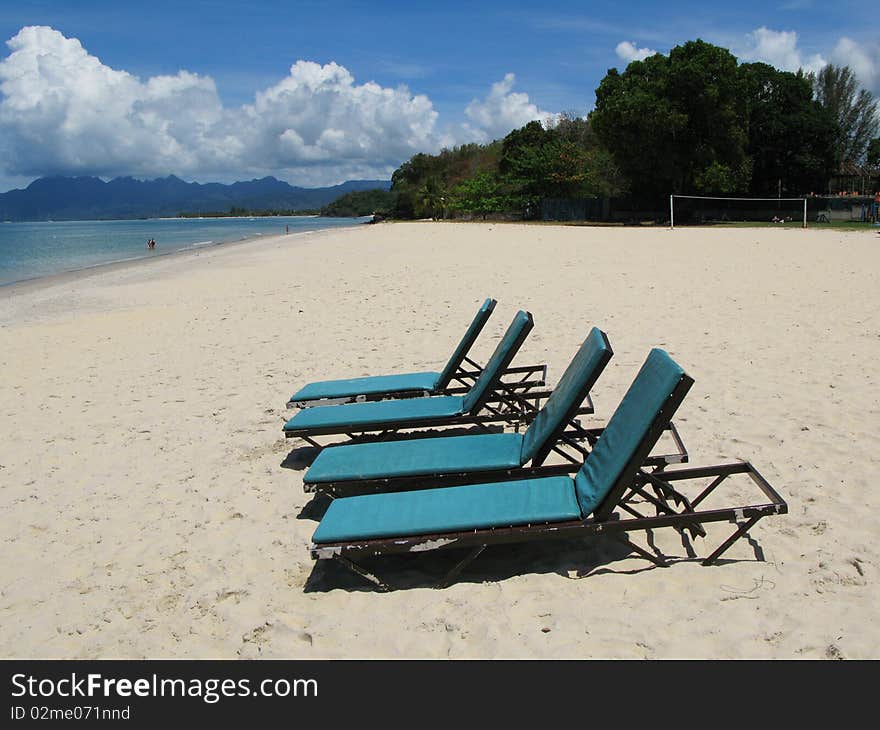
top-left (146, 238), bottom-right (156, 250)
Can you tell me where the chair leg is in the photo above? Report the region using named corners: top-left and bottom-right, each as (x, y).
top-left (333, 555), bottom-right (392, 592)
top-left (702, 516), bottom-right (761, 565)
top-left (438, 546), bottom-right (486, 588)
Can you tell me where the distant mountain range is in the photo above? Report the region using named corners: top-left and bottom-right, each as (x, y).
top-left (0, 175), bottom-right (392, 221)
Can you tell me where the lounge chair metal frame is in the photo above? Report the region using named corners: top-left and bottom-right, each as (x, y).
top-left (308, 374), bottom-right (788, 591)
top-left (450, 356), bottom-right (547, 394)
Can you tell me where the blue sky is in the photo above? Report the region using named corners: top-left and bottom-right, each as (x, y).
top-left (0, 0), bottom-right (876, 191)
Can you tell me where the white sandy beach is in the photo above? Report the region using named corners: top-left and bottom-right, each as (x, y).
top-left (1, 221), bottom-right (878, 659)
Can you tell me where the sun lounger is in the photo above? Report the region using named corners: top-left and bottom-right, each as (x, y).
top-left (303, 327), bottom-right (613, 496)
top-left (287, 298), bottom-right (546, 408)
top-left (302, 326), bottom-right (679, 497)
top-left (308, 348), bottom-right (787, 590)
top-left (284, 310), bottom-right (540, 448)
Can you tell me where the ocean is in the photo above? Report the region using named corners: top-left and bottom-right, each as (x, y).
top-left (0, 215), bottom-right (370, 287)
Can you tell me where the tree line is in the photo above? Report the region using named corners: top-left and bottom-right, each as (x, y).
top-left (386, 39), bottom-right (880, 220)
top-left (174, 191), bottom-right (397, 219)
top-left (177, 206), bottom-right (320, 217)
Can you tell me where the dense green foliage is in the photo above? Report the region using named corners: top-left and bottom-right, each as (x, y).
top-left (390, 117), bottom-right (622, 219)
top-left (498, 117), bottom-right (623, 204)
top-left (391, 143), bottom-right (502, 218)
top-left (592, 41), bottom-right (840, 198)
top-left (320, 189), bottom-right (395, 217)
top-left (739, 62), bottom-right (838, 196)
top-left (593, 41), bottom-right (752, 197)
top-left (387, 39), bottom-right (874, 219)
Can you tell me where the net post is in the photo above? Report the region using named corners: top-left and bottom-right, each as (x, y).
top-left (670, 194), bottom-right (674, 230)
top-left (803, 198), bottom-right (807, 229)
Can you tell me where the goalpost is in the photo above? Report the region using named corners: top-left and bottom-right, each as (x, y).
top-left (670, 195), bottom-right (808, 229)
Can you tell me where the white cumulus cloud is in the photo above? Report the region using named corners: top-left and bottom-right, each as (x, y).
top-left (738, 27), bottom-right (880, 98)
top-left (0, 26), bottom-right (441, 184)
top-left (241, 59), bottom-right (440, 176)
top-left (831, 37), bottom-right (880, 95)
top-left (739, 27), bottom-right (826, 74)
top-left (0, 26), bottom-right (227, 179)
top-left (0, 26), bottom-right (564, 187)
top-left (463, 73), bottom-right (559, 143)
top-left (615, 41), bottom-right (657, 63)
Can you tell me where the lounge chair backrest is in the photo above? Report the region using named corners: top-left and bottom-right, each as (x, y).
top-left (519, 327), bottom-right (613, 466)
top-left (575, 349), bottom-right (691, 519)
top-left (435, 298), bottom-right (497, 389)
top-left (461, 310), bottom-right (534, 414)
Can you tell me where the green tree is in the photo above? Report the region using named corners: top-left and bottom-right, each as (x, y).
top-left (504, 138), bottom-right (600, 199)
top-left (592, 40), bottom-right (751, 197)
top-left (417, 177), bottom-right (446, 220)
top-left (389, 143), bottom-right (503, 218)
top-left (498, 120), bottom-right (549, 174)
top-left (499, 115), bottom-right (624, 209)
top-left (448, 171), bottom-right (507, 219)
top-left (810, 64), bottom-right (879, 167)
top-left (390, 153), bottom-right (435, 217)
top-left (388, 114), bottom-right (625, 220)
top-left (320, 189), bottom-right (395, 217)
top-left (739, 62), bottom-right (837, 195)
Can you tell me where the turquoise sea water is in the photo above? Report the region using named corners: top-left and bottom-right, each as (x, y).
top-left (0, 215), bottom-right (370, 286)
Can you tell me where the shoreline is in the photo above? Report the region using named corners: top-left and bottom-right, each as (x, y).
top-left (4, 216), bottom-right (873, 297)
top-left (0, 220), bottom-right (365, 299)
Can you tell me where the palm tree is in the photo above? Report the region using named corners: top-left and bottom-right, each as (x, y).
top-left (417, 177), bottom-right (446, 220)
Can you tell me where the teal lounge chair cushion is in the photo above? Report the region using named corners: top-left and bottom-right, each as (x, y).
top-left (284, 395), bottom-right (465, 433)
top-left (289, 371), bottom-right (441, 403)
top-left (461, 310), bottom-right (532, 413)
top-left (304, 432), bottom-right (525, 484)
top-left (575, 349), bottom-right (685, 515)
top-left (519, 327), bottom-right (610, 463)
top-left (312, 476), bottom-right (581, 543)
top-left (435, 297), bottom-right (496, 389)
